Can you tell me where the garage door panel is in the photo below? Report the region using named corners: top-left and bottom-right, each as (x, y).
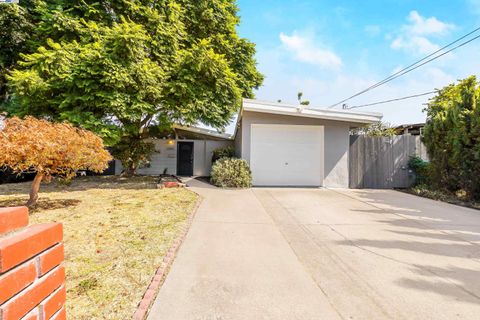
top-left (250, 125), bottom-right (323, 186)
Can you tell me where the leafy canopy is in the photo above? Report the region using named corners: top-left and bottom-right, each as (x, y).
top-left (423, 76), bottom-right (480, 199)
top-left (1, 0), bottom-right (263, 156)
top-left (0, 3), bottom-right (33, 101)
top-left (351, 122), bottom-right (397, 137)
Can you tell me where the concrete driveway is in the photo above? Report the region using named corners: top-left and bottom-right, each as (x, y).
top-left (148, 180), bottom-right (480, 320)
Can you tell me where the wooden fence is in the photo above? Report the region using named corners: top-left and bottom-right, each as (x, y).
top-left (349, 135), bottom-right (428, 189)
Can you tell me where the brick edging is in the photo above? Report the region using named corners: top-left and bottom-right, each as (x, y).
top-left (132, 195), bottom-right (203, 320)
top-left (0, 207), bottom-right (65, 319)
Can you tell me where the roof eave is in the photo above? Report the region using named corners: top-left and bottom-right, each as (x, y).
top-left (173, 125), bottom-right (234, 140)
top-left (242, 100), bottom-right (382, 125)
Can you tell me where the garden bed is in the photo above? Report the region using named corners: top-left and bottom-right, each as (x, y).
top-left (402, 185), bottom-right (480, 211)
top-left (0, 176), bottom-right (199, 319)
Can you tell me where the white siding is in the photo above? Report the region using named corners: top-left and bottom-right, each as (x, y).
top-left (114, 160), bottom-right (123, 175)
top-left (114, 139), bottom-right (233, 176)
top-left (137, 139), bottom-right (177, 175)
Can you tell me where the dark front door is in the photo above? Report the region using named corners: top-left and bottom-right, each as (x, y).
top-left (177, 142), bottom-right (194, 176)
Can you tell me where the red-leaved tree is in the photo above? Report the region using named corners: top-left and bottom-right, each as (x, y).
top-left (0, 117), bottom-right (112, 206)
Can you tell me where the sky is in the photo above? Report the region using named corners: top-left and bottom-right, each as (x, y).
top-left (232, 0), bottom-right (480, 128)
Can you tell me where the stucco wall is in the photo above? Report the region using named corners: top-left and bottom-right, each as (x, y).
top-left (323, 125), bottom-right (349, 188)
top-left (117, 139), bottom-right (233, 176)
top-left (234, 120), bottom-right (242, 158)
top-left (202, 140), bottom-right (235, 176)
top-left (240, 111), bottom-right (352, 188)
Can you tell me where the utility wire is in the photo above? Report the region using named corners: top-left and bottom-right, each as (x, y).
top-left (327, 26), bottom-right (480, 109)
top-left (347, 90), bottom-right (438, 109)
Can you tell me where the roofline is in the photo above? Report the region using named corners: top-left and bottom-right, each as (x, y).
top-left (173, 124), bottom-right (234, 140)
top-left (394, 122), bottom-right (426, 129)
top-left (175, 99), bottom-right (383, 141)
top-left (242, 99), bottom-right (382, 125)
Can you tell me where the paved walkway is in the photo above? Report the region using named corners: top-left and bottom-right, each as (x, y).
top-left (148, 179), bottom-right (340, 319)
top-left (148, 180), bottom-right (480, 320)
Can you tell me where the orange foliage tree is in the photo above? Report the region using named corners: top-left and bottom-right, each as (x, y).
top-left (0, 116), bottom-right (112, 206)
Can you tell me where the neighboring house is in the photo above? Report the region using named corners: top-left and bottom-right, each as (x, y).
top-left (116, 99), bottom-right (382, 188)
top-left (394, 123), bottom-right (425, 136)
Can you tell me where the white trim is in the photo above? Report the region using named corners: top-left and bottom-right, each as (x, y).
top-left (173, 125), bottom-right (233, 140)
top-left (242, 99), bottom-right (382, 124)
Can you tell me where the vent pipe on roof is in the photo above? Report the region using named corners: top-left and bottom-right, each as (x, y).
top-left (297, 105), bottom-right (306, 113)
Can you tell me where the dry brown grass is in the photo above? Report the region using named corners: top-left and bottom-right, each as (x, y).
top-left (0, 176), bottom-right (199, 319)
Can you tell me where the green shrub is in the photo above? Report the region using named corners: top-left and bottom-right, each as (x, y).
top-left (408, 156), bottom-right (431, 186)
top-left (212, 146), bottom-right (236, 163)
top-left (423, 76), bottom-right (480, 199)
top-left (210, 158), bottom-right (252, 188)
top-left (350, 121), bottom-right (397, 137)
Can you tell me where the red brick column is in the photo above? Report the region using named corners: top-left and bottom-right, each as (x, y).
top-left (0, 207), bottom-right (65, 320)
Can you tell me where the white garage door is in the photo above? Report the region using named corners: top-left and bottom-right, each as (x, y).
top-left (250, 124), bottom-right (323, 186)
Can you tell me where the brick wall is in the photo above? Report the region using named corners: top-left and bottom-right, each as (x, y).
top-left (0, 207), bottom-right (65, 320)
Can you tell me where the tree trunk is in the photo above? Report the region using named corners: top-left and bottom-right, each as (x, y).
top-left (126, 166), bottom-right (136, 177)
top-left (123, 164), bottom-right (136, 177)
top-left (26, 172), bottom-right (44, 207)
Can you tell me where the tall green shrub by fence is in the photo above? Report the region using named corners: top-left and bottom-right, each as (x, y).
top-left (423, 76), bottom-right (480, 200)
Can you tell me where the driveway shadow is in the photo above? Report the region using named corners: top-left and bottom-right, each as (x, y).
top-left (397, 265), bottom-right (480, 305)
top-left (334, 190), bottom-right (480, 305)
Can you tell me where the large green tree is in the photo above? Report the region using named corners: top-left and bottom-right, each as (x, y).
top-left (0, 3), bottom-right (33, 102)
top-left (0, 0), bottom-right (263, 173)
top-left (423, 76), bottom-right (480, 199)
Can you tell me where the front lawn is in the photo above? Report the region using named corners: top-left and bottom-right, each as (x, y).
top-left (0, 176), bottom-right (198, 319)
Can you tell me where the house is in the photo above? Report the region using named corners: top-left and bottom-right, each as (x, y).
top-left (394, 123), bottom-right (425, 136)
top-left (116, 99), bottom-right (382, 188)
top-left (114, 126), bottom-right (234, 177)
top-left (235, 99), bottom-right (381, 188)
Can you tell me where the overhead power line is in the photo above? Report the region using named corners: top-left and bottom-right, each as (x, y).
top-left (327, 26), bottom-right (480, 109)
top-left (346, 90), bottom-right (438, 109)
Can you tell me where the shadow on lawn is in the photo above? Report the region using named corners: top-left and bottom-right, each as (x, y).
top-left (0, 197), bottom-right (81, 211)
top-left (0, 176), bottom-right (159, 195)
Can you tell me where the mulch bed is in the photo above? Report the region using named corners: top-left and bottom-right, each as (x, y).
top-left (399, 188), bottom-right (480, 211)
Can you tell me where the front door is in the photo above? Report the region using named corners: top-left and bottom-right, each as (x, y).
top-left (177, 142), bottom-right (194, 176)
